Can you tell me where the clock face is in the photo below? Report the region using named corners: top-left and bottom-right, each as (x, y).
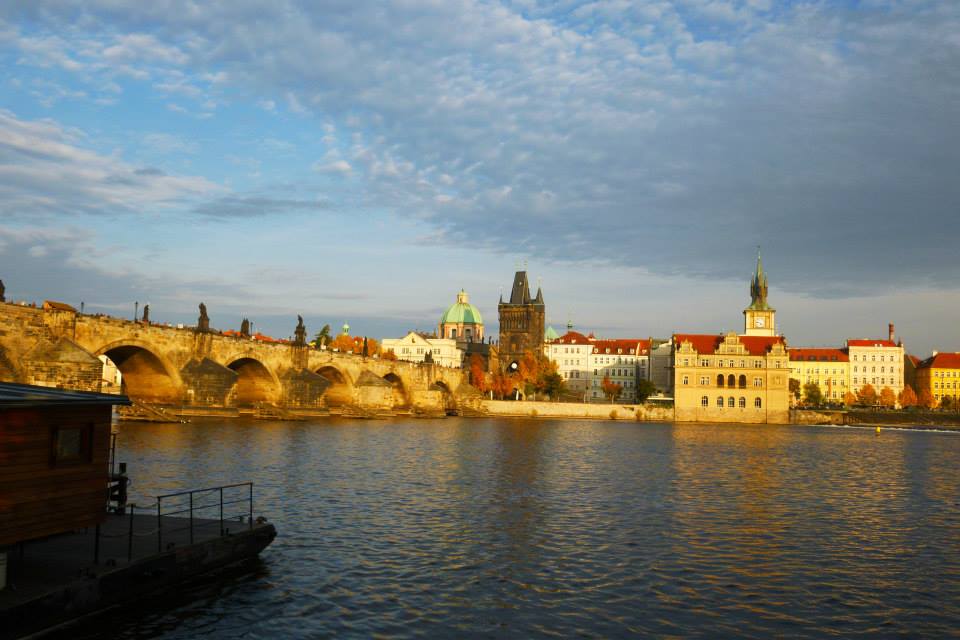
top-left (755, 317), bottom-right (766, 328)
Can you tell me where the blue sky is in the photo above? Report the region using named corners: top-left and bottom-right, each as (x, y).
top-left (1, 0), bottom-right (958, 354)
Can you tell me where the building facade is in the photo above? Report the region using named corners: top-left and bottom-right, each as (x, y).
top-left (438, 289), bottom-right (484, 342)
top-left (846, 325), bottom-right (904, 398)
top-left (788, 348), bottom-right (850, 403)
top-left (380, 331), bottom-right (463, 368)
top-left (588, 339), bottom-right (649, 403)
top-left (498, 270), bottom-right (545, 369)
top-left (672, 254), bottom-right (790, 423)
top-left (544, 329), bottom-right (593, 398)
top-left (915, 352), bottom-right (960, 407)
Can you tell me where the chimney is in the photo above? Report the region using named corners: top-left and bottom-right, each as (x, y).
top-left (888, 323), bottom-right (895, 342)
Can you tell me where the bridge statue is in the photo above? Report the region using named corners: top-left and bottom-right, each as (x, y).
top-left (0, 279), bottom-right (4, 302)
top-left (197, 302), bottom-right (210, 333)
top-left (294, 315), bottom-right (307, 346)
top-left (141, 304), bottom-right (149, 324)
top-left (240, 318), bottom-right (251, 337)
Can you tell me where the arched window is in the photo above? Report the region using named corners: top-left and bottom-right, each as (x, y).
top-left (451, 328), bottom-right (457, 338)
top-left (754, 397), bottom-right (762, 408)
top-left (701, 395), bottom-right (708, 407)
top-left (738, 374), bottom-right (747, 388)
top-left (717, 374), bottom-right (725, 387)
top-left (739, 397), bottom-right (746, 408)
top-left (727, 374), bottom-right (735, 387)
top-left (728, 396), bottom-right (735, 408)
top-left (716, 396), bottom-right (724, 408)
top-left (466, 328), bottom-right (472, 341)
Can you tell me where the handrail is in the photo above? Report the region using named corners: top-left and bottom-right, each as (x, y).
top-left (156, 482), bottom-right (252, 499)
top-left (156, 482), bottom-right (254, 553)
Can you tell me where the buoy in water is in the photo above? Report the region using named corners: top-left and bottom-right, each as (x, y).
top-left (875, 426), bottom-right (881, 436)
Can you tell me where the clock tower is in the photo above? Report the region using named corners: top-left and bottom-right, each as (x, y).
top-left (744, 250), bottom-right (776, 336)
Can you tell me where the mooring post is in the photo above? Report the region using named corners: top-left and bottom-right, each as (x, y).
top-left (128, 504), bottom-right (135, 562)
top-left (219, 487), bottom-right (224, 536)
top-left (248, 484), bottom-right (253, 530)
top-left (189, 492), bottom-right (194, 544)
top-left (157, 498), bottom-right (162, 554)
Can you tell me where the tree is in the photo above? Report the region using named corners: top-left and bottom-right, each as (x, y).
top-left (843, 391), bottom-right (857, 407)
top-left (366, 337), bottom-right (380, 356)
top-left (857, 383), bottom-right (878, 406)
top-left (540, 371), bottom-right (565, 400)
top-left (468, 353), bottom-right (488, 392)
top-left (918, 389), bottom-right (936, 409)
top-left (329, 333), bottom-right (355, 353)
top-left (879, 387), bottom-right (896, 408)
top-left (491, 371), bottom-right (517, 399)
top-left (636, 379), bottom-right (657, 404)
top-left (899, 385), bottom-right (918, 408)
top-left (601, 375), bottom-right (622, 403)
top-left (311, 324), bottom-right (331, 349)
top-left (941, 395), bottom-right (955, 411)
top-left (802, 382), bottom-right (823, 407)
top-left (789, 378), bottom-right (801, 401)
top-left (381, 349), bottom-right (398, 361)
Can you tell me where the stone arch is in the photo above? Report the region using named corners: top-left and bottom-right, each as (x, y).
top-left (316, 365), bottom-right (354, 407)
top-left (95, 340), bottom-right (182, 403)
top-left (432, 380), bottom-right (457, 415)
top-left (383, 372), bottom-right (410, 409)
top-left (225, 356), bottom-right (280, 406)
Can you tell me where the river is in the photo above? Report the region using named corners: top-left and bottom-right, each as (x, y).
top-left (66, 418), bottom-right (960, 638)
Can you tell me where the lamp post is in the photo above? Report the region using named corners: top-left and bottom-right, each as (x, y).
top-left (134, 301), bottom-right (138, 322)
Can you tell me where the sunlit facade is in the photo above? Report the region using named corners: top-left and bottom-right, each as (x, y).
top-left (788, 348), bottom-right (849, 403)
top-left (915, 352), bottom-right (960, 406)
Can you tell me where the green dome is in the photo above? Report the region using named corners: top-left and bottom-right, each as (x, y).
top-left (440, 290), bottom-right (483, 326)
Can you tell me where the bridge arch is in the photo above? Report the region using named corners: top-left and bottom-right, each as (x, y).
top-left (431, 380), bottom-right (457, 415)
top-left (95, 340), bottom-right (182, 403)
top-left (225, 355), bottom-right (281, 406)
top-left (315, 365), bottom-right (354, 407)
top-left (382, 372), bottom-right (410, 409)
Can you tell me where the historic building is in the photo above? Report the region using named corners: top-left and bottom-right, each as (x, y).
top-left (438, 289), bottom-right (484, 342)
top-left (846, 324), bottom-right (904, 399)
top-left (497, 270), bottom-right (545, 369)
top-left (588, 339), bottom-right (650, 403)
top-left (543, 327), bottom-right (593, 398)
top-left (672, 254), bottom-right (790, 423)
top-left (380, 332), bottom-right (463, 368)
top-left (915, 352), bottom-right (960, 407)
top-left (788, 348), bottom-right (850, 403)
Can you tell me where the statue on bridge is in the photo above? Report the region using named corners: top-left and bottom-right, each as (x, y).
top-left (197, 302), bottom-right (210, 333)
top-left (240, 318), bottom-right (251, 338)
top-left (141, 304), bottom-right (149, 324)
top-left (0, 279), bottom-right (5, 302)
top-left (294, 315), bottom-right (307, 346)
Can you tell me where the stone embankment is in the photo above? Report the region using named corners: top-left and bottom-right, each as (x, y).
top-left (791, 408), bottom-right (960, 430)
top-left (480, 399), bottom-right (674, 422)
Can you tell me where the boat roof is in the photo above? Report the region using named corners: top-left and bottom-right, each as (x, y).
top-left (0, 382), bottom-right (131, 408)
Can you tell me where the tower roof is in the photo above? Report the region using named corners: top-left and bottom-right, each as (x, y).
top-left (508, 271), bottom-right (532, 305)
top-left (747, 248), bottom-right (772, 311)
top-left (440, 289), bottom-right (483, 326)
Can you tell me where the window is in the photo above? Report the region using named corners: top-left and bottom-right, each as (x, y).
top-left (728, 396), bottom-right (735, 407)
top-left (753, 377), bottom-right (762, 387)
top-left (701, 395), bottom-right (709, 407)
top-left (682, 375), bottom-right (689, 385)
top-left (51, 425), bottom-right (92, 465)
top-left (755, 360), bottom-right (762, 368)
top-left (739, 397), bottom-right (746, 408)
top-left (727, 374), bottom-right (736, 387)
top-left (717, 396), bottom-right (724, 407)
top-left (754, 397), bottom-right (762, 408)
top-left (700, 376), bottom-right (708, 385)
top-left (717, 374), bottom-right (725, 387)
top-left (738, 374), bottom-right (746, 388)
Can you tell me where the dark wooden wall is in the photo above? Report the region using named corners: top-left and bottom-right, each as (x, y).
top-left (0, 404), bottom-right (112, 546)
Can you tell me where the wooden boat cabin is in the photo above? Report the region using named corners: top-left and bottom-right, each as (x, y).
top-left (0, 382), bottom-right (130, 578)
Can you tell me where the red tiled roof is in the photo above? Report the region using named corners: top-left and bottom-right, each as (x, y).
top-left (907, 354), bottom-right (921, 367)
top-left (592, 339), bottom-right (649, 356)
top-left (918, 352), bottom-right (960, 370)
top-left (555, 331), bottom-right (592, 345)
top-left (674, 333), bottom-right (784, 356)
top-left (788, 347), bottom-right (849, 362)
top-left (847, 339), bottom-right (897, 348)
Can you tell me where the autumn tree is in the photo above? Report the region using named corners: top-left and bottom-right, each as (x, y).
top-left (601, 375), bottom-right (622, 403)
top-left (843, 391), bottom-right (857, 407)
top-left (941, 396), bottom-right (955, 411)
top-left (381, 349), bottom-right (398, 361)
top-left (857, 383), bottom-right (878, 406)
top-left (879, 386), bottom-right (897, 408)
top-left (329, 333), bottom-right (355, 353)
top-left (491, 371), bottom-right (518, 399)
top-left (802, 382), bottom-right (823, 407)
top-left (469, 353), bottom-right (488, 392)
top-left (789, 378), bottom-right (801, 401)
top-left (898, 385), bottom-right (918, 408)
top-left (918, 389), bottom-right (936, 409)
top-left (364, 337), bottom-right (380, 356)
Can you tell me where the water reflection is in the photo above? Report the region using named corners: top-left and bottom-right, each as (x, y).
top-left (78, 419), bottom-right (960, 638)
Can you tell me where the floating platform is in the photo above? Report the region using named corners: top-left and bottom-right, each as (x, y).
top-left (0, 513), bottom-right (276, 639)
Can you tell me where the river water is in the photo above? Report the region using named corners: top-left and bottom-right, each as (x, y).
top-left (73, 418), bottom-right (960, 638)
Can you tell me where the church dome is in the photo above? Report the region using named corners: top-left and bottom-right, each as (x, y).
top-left (440, 289), bottom-right (483, 326)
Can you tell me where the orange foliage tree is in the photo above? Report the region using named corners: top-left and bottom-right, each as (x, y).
top-left (601, 375), bottom-right (622, 403)
top-left (898, 385), bottom-right (918, 408)
top-left (879, 387), bottom-right (896, 408)
top-left (490, 371), bottom-right (518, 399)
top-left (469, 353), bottom-right (488, 392)
top-left (381, 349), bottom-right (398, 361)
top-left (857, 383), bottom-right (878, 406)
top-left (843, 391), bottom-right (857, 407)
top-left (918, 389), bottom-right (936, 409)
top-left (329, 333), bottom-right (355, 353)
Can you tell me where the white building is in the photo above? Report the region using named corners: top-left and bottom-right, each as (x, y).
top-left (381, 331), bottom-right (463, 368)
top-left (847, 326), bottom-right (904, 398)
top-left (588, 339), bottom-right (650, 403)
top-left (544, 330), bottom-right (594, 398)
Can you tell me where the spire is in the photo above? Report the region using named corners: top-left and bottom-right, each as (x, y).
top-left (749, 246), bottom-right (769, 310)
top-left (534, 286), bottom-right (544, 305)
top-left (509, 271), bottom-right (531, 305)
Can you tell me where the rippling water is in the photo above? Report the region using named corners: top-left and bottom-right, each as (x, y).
top-left (67, 419), bottom-right (960, 638)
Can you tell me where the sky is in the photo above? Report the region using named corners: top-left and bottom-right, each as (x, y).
top-left (0, 0), bottom-right (958, 355)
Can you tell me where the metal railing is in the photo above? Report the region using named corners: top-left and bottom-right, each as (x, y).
top-left (156, 483), bottom-right (254, 553)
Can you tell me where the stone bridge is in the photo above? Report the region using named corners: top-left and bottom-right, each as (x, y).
top-left (0, 301), bottom-right (475, 417)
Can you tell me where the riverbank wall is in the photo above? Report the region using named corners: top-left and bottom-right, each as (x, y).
top-left (479, 399), bottom-right (674, 421)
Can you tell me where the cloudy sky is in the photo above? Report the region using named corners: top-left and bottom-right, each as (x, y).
top-left (1, 0), bottom-right (957, 354)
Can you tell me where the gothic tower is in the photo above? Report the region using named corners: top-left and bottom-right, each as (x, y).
top-left (497, 270), bottom-right (545, 368)
top-left (743, 250), bottom-right (776, 336)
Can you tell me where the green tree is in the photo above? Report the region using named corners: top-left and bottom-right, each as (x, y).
top-left (540, 371), bottom-right (565, 400)
top-left (941, 395), bottom-right (955, 411)
top-left (789, 378), bottom-right (801, 401)
top-left (312, 324), bottom-right (331, 349)
top-left (802, 382), bottom-right (823, 407)
top-left (636, 379), bottom-right (657, 403)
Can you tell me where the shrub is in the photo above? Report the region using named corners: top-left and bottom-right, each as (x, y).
top-left (609, 410), bottom-right (618, 420)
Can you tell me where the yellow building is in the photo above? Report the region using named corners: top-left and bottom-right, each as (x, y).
top-left (915, 352), bottom-right (960, 407)
top-left (672, 253), bottom-right (790, 424)
top-left (788, 348), bottom-right (850, 403)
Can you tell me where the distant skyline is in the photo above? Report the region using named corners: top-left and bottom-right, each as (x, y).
top-left (1, 1), bottom-right (958, 355)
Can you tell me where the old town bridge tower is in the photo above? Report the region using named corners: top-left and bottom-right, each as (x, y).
top-left (497, 270), bottom-right (545, 369)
